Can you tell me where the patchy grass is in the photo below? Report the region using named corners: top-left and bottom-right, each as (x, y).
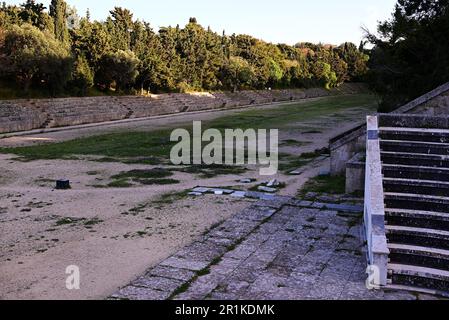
top-left (298, 174), bottom-right (346, 197)
top-left (55, 217), bottom-right (84, 226)
top-left (151, 190), bottom-right (191, 208)
top-left (106, 179), bottom-right (134, 188)
top-left (84, 218), bottom-right (104, 226)
top-left (96, 168), bottom-right (181, 188)
top-left (176, 164), bottom-right (247, 178)
top-left (112, 168), bottom-right (173, 180)
top-left (278, 148), bottom-right (329, 173)
top-left (278, 156), bottom-right (312, 173)
top-left (301, 130), bottom-right (322, 134)
top-left (204, 94), bottom-right (377, 130)
top-left (135, 178), bottom-right (180, 185)
top-left (0, 129), bottom-right (176, 161)
top-left (280, 139), bottom-right (311, 147)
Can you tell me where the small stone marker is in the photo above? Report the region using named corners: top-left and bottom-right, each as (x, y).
top-left (55, 179), bottom-right (71, 190)
top-left (266, 179), bottom-right (279, 187)
top-left (188, 192), bottom-right (203, 197)
top-left (231, 191), bottom-right (246, 198)
top-left (257, 186), bottom-right (277, 193)
top-left (210, 188), bottom-right (234, 195)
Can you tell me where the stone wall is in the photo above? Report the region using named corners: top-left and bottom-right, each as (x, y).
top-left (0, 83), bottom-right (369, 134)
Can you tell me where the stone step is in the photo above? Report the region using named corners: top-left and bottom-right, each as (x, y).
top-left (382, 164), bottom-right (449, 182)
top-left (380, 140), bottom-right (449, 156)
top-left (388, 263), bottom-right (449, 293)
top-left (386, 284), bottom-right (449, 298)
top-left (381, 152), bottom-right (449, 168)
top-left (386, 225), bottom-right (449, 250)
top-left (378, 114), bottom-right (449, 129)
top-left (380, 127), bottom-right (449, 143)
top-left (383, 178), bottom-right (449, 197)
top-left (388, 244), bottom-right (449, 272)
top-left (384, 192), bottom-right (449, 214)
top-left (385, 208), bottom-right (449, 231)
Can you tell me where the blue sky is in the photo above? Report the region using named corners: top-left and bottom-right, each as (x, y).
top-left (8, 0), bottom-right (397, 45)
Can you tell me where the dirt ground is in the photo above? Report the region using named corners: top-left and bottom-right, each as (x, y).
top-left (0, 97), bottom-right (374, 300)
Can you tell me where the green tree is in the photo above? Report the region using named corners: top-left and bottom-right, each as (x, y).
top-left (0, 23), bottom-right (71, 94)
top-left (71, 20), bottom-right (111, 70)
top-left (336, 42), bottom-right (368, 81)
top-left (136, 28), bottom-right (175, 93)
top-left (19, 0), bottom-right (53, 31)
top-left (96, 50), bottom-right (140, 92)
top-left (221, 56), bottom-right (255, 91)
top-left (0, 3), bottom-right (21, 28)
top-left (367, 0), bottom-right (449, 111)
top-left (311, 61), bottom-right (337, 89)
top-left (107, 7), bottom-right (134, 51)
top-left (49, 0), bottom-right (69, 43)
top-left (69, 54), bottom-right (93, 96)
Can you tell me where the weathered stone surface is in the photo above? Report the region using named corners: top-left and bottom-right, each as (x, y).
top-left (311, 202), bottom-right (325, 209)
top-left (209, 257), bottom-right (241, 276)
top-left (231, 191), bottom-right (246, 198)
top-left (176, 241), bottom-right (228, 261)
top-left (112, 197), bottom-right (433, 300)
top-left (223, 244), bottom-right (258, 260)
top-left (188, 192), bottom-right (203, 196)
top-left (160, 257), bottom-right (209, 271)
top-left (304, 192), bottom-right (318, 200)
top-left (147, 266), bottom-right (196, 282)
top-left (258, 186), bottom-right (277, 193)
top-left (323, 203), bottom-right (364, 213)
top-left (192, 187), bottom-right (210, 193)
top-left (175, 274), bottom-right (224, 300)
top-left (111, 286), bottom-right (170, 300)
top-left (131, 276), bottom-right (183, 292)
top-left (297, 200), bottom-right (313, 207)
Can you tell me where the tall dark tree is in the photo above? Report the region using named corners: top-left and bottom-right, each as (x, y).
top-left (50, 0), bottom-right (69, 43)
top-left (367, 0), bottom-right (449, 111)
top-left (107, 7), bottom-right (134, 51)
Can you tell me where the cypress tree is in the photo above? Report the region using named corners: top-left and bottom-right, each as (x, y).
top-left (49, 0), bottom-right (69, 43)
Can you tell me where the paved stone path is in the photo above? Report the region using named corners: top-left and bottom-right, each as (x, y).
top-left (111, 197), bottom-right (424, 300)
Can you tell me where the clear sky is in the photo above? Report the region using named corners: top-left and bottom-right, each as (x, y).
top-left (7, 0), bottom-right (397, 45)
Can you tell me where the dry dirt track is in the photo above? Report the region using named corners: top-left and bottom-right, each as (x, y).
top-left (0, 97), bottom-right (375, 300)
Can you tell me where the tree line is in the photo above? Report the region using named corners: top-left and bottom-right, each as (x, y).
top-left (0, 0), bottom-right (369, 97)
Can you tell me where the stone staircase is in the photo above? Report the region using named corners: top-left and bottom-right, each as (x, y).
top-left (378, 114), bottom-right (449, 296)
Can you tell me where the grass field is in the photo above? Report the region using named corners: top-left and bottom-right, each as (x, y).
top-left (0, 94), bottom-right (378, 162)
